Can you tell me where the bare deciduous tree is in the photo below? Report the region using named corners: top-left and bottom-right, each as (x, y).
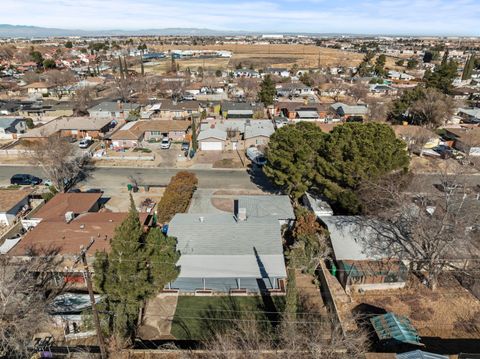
top-left (348, 83), bottom-right (369, 103)
top-left (357, 172), bottom-right (479, 290)
top-left (30, 136), bottom-right (86, 192)
top-left (0, 255), bottom-right (64, 358)
top-left (410, 88), bottom-right (456, 129)
top-left (72, 87), bottom-right (94, 116)
top-left (23, 71), bottom-right (41, 84)
top-left (44, 69), bottom-right (76, 88)
top-left (237, 77), bottom-right (260, 100)
top-left (366, 99), bottom-right (389, 122)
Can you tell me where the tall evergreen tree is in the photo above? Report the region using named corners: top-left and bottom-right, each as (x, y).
top-left (264, 122), bottom-right (409, 214)
top-left (118, 56), bottom-right (124, 80)
top-left (93, 196), bottom-right (180, 346)
top-left (425, 59), bottom-right (458, 94)
top-left (258, 75), bottom-right (276, 107)
top-left (462, 55), bottom-right (475, 81)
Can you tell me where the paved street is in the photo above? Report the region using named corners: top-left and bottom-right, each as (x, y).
top-left (0, 165), bottom-right (272, 191)
top-left (0, 165), bottom-right (477, 193)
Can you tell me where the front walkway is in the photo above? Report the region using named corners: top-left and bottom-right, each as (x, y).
top-left (137, 293), bottom-right (178, 340)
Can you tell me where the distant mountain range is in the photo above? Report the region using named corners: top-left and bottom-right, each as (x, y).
top-left (0, 24), bottom-right (255, 38)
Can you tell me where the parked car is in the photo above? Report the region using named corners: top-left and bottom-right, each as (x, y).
top-left (246, 146), bottom-right (267, 166)
top-left (78, 139), bottom-right (92, 149)
top-left (160, 138), bottom-right (171, 149)
top-left (181, 142), bottom-right (190, 151)
top-left (10, 174), bottom-right (42, 186)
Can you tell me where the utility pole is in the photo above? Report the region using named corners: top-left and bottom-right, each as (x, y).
top-left (76, 239), bottom-right (108, 359)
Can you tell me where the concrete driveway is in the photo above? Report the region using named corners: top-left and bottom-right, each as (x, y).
top-left (137, 293), bottom-right (178, 340)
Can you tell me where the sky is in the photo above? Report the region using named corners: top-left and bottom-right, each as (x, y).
top-left (1, 0), bottom-right (480, 36)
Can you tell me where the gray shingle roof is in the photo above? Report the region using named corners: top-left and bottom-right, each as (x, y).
top-left (244, 121), bottom-right (275, 139)
top-left (237, 195), bottom-right (294, 220)
top-left (319, 216), bottom-right (395, 261)
top-left (88, 101), bottom-right (139, 113)
top-left (396, 351), bottom-right (448, 359)
top-left (168, 213), bottom-right (286, 278)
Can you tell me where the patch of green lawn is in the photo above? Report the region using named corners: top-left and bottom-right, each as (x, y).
top-left (171, 295), bottom-right (285, 340)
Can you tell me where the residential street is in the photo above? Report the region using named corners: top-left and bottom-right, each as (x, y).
top-left (0, 165), bottom-right (273, 191)
top-left (0, 165), bottom-right (478, 194)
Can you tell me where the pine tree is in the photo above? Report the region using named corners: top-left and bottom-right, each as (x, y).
top-left (118, 56), bottom-right (124, 80)
top-left (123, 57), bottom-right (129, 79)
top-left (93, 196), bottom-right (176, 346)
top-left (258, 75), bottom-right (276, 107)
top-left (144, 228), bottom-right (180, 292)
top-left (462, 55), bottom-right (475, 81)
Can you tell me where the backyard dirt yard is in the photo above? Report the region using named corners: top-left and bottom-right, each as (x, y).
top-left (347, 274), bottom-right (480, 340)
top-left (149, 44), bottom-right (399, 70)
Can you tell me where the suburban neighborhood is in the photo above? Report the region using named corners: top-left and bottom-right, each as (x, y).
top-left (0, 3), bottom-right (479, 359)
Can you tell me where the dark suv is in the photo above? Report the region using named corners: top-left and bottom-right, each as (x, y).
top-left (10, 174), bottom-right (42, 186)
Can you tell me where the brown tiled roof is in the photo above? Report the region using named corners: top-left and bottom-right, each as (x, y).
top-left (9, 212), bottom-right (150, 256)
top-left (276, 101), bottom-right (329, 113)
top-left (314, 122), bottom-right (343, 133)
top-left (33, 193), bottom-right (102, 222)
top-left (445, 126), bottom-right (480, 146)
top-left (392, 125), bottom-right (436, 138)
top-left (0, 189), bottom-right (31, 212)
top-left (111, 120), bottom-right (190, 140)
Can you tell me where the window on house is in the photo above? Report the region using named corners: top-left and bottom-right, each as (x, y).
top-left (151, 131), bottom-right (161, 136)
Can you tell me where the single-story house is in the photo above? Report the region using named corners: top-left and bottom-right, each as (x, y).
top-left (319, 216), bottom-right (408, 293)
top-left (110, 121), bottom-right (144, 149)
top-left (331, 102), bottom-right (368, 120)
top-left (265, 68), bottom-right (290, 78)
top-left (142, 120), bottom-right (190, 142)
top-left (0, 189), bottom-right (32, 227)
top-left (221, 101), bottom-right (264, 119)
top-left (166, 199), bottom-right (287, 294)
top-left (244, 120), bottom-right (275, 147)
top-left (24, 82), bottom-right (55, 96)
top-left (370, 84), bottom-right (397, 95)
top-left (233, 69), bottom-right (261, 78)
top-left (444, 126), bottom-right (480, 156)
top-left (274, 102), bottom-right (329, 120)
top-left (198, 119), bottom-right (274, 151)
top-left (20, 116), bottom-right (114, 140)
top-left (392, 125), bottom-right (440, 151)
top-left (9, 193), bottom-right (151, 265)
top-left (198, 127), bottom-right (227, 151)
top-left (88, 101), bottom-right (140, 120)
top-left (387, 71), bottom-right (416, 81)
top-left (276, 82), bottom-right (314, 97)
top-left (110, 120), bottom-right (190, 149)
top-left (457, 108), bottom-right (480, 124)
top-left (0, 117), bottom-right (27, 139)
top-left (156, 100), bottom-right (200, 120)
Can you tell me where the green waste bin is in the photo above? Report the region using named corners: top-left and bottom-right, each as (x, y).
top-left (331, 263), bottom-right (337, 276)
top-left (127, 184), bottom-right (133, 191)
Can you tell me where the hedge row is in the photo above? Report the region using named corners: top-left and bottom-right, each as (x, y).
top-left (157, 171), bottom-right (198, 223)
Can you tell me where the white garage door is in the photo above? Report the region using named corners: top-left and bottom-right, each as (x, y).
top-left (201, 141), bottom-right (223, 151)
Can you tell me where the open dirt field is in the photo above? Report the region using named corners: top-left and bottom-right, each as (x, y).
top-left (150, 44), bottom-right (370, 70)
top-left (347, 274), bottom-right (480, 340)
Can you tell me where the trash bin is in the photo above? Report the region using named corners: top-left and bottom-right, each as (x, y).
top-left (127, 184), bottom-right (133, 191)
